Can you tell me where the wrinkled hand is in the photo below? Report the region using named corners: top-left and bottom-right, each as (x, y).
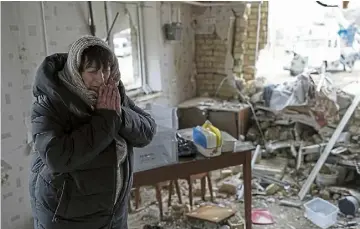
top-left (96, 79), bottom-right (121, 115)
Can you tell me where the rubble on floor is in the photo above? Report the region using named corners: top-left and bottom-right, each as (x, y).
top-left (128, 164), bottom-right (360, 228)
top-left (244, 72), bottom-right (360, 228)
top-left (129, 73), bottom-right (360, 228)
top-left (246, 73), bottom-right (360, 174)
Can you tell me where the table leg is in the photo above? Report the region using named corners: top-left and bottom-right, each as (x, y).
top-left (168, 180), bottom-right (174, 207)
top-left (200, 177), bottom-right (206, 201)
top-left (175, 180), bottom-right (182, 204)
top-left (206, 173), bottom-right (214, 202)
top-left (187, 178), bottom-right (193, 209)
top-left (155, 184), bottom-right (163, 220)
top-left (243, 151), bottom-right (252, 229)
top-left (135, 188), bottom-right (141, 209)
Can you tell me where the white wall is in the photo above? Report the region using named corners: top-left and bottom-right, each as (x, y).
top-left (143, 1), bottom-right (196, 106)
top-left (1, 2), bottom-right (91, 228)
top-left (1, 2), bottom-right (196, 228)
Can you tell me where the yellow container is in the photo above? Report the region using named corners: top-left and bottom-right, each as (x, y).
top-left (202, 120), bottom-right (222, 147)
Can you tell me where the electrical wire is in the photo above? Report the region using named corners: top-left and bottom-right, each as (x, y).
top-left (315, 1), bottom-right (339, 8)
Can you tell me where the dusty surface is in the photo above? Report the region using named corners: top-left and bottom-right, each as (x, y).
top-left (127, 169), bottom-right (359, 229)
top-left (128, 62), bottom-right (360, 229)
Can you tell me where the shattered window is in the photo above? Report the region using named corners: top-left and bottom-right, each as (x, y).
top-left (110, 3), bottom-right (143, 91)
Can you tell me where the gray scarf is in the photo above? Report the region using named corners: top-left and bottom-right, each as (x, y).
top-left (58, 35), bottom-right (121, 108)
top-left (59, 36), bottom-right (127, 205)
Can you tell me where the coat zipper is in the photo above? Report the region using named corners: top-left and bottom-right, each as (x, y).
top-left (52, 180), bottom-right (67, 222)
top-left (108, 156), bottom-right (131, 229)
top-left (108, 166), bottom-right (117, 229)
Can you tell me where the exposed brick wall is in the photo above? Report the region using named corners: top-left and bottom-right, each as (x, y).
top-left (195, 33), bottom-right (235, 98)
top-left (194, 1), bottom-right (268, 99)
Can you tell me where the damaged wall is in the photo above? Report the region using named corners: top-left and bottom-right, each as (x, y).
top-left (142, 1), bottom-right (196, 106)
top-left (1, 2), bottom-right (93, 228)
top-left (193, 1), bottom-right (269, 98)
top-left (1, 1), bottom-right (267, 228)
top-left (161, 2), bottom-right (197, 105)
top-left (1, 1), bottom-right (195, 228)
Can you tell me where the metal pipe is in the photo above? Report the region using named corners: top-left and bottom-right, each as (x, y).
top-left (105, 12), bottom-right (119, 44)
top-left (40, 1), bottom-right (49, 56)
top-left (137, 2), bottom-right (150, 93)
top-left (315, 1), bottom-right (339, 7)
top-left (104, 1), bottom-right (114, 49)
top-left (169, 2), bottom-right (172, 23)
top-left (255, 1), bottom-right (263, 62)
top-left (251, 145), bottom-right (261, 169)
top-left (104, 2), bottom-right (110, 36)
top-left (88, 1), bottom-right (96, 36)
top-left (177, 3), bottom-right (181, 23)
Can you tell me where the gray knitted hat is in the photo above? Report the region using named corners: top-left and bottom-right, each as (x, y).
top-left (59, 35), bottom-right (121, 107)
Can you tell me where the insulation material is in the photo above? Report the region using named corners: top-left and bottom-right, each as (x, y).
top-left (268, 73), bottom-right (339, 124)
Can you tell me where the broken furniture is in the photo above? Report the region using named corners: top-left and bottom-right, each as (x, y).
top-left (177, 97), bottom-right (250, 139)
top-left (133, 144), bottom-right (255, 229)
top-left (128, 188), bottom-right (140, 212)
top-left (168, 172), bottom-right (214, 209)
top-left (186, 172), bottom-right (213, 208)
top-left (186, 205), bottom-right (236, 228)
top-left (129, 180), bottom-right (182, 213)
top-left (298, 93), bottom-right (360, 200)
top-left (167, 179), bottom-right (183, 207)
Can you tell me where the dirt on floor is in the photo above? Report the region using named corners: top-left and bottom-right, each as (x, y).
top-left (127, 65), bottom-right (360, 229)
top-left (127, 170), bottom-right (360, 229)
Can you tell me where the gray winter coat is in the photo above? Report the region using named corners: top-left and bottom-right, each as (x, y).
top-left (29, 53), bottom-right (156, 229)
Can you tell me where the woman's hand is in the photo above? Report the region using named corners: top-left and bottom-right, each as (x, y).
top-left (96, 79), bottom-right (121, 115)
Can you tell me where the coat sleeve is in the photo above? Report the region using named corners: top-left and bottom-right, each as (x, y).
top-left (118, 95), bottom-right (157, 148)
top-left (31, 96), bottom-right (121, 173)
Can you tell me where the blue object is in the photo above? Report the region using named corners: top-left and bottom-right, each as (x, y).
top-left (338, 24), bottom-right (357, 47)
top-left (338, 29), bottom-right (347, 37)
top-left (192, 127), bottom-right (207, 149)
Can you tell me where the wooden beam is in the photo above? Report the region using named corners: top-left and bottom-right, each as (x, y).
top-left (298, 93), bottom-right (360, 200)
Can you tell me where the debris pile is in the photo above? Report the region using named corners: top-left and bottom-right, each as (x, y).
top-left (129, 72), bottom-right (360, 229)
top-left (238, 72), bottom-right (360, 228)
top-left (246, 73), bottom-right (360, 172)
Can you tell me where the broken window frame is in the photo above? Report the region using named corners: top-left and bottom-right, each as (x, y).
top-left (107, 2), bottom-right (149, 96)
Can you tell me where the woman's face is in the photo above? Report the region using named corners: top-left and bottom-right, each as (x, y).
top-left (81, 61), bottom-right (111, 94)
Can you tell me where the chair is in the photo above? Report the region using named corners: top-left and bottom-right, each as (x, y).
top-left (169, 172), bottom-right (214, 210)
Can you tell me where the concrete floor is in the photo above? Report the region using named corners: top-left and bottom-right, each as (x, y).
top-left (127, 56), bottom-right (360, 229)
top-left (127, 178), bottom-right (358, 229)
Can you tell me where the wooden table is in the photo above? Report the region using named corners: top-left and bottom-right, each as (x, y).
top-left (133, 148), bottom-right (254, 229)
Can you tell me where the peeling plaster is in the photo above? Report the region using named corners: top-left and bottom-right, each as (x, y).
top-left (192, 5), bottom-right (236, 40)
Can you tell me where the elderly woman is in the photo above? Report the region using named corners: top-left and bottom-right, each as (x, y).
top-left (29, 36), bottom-right (156, 229)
